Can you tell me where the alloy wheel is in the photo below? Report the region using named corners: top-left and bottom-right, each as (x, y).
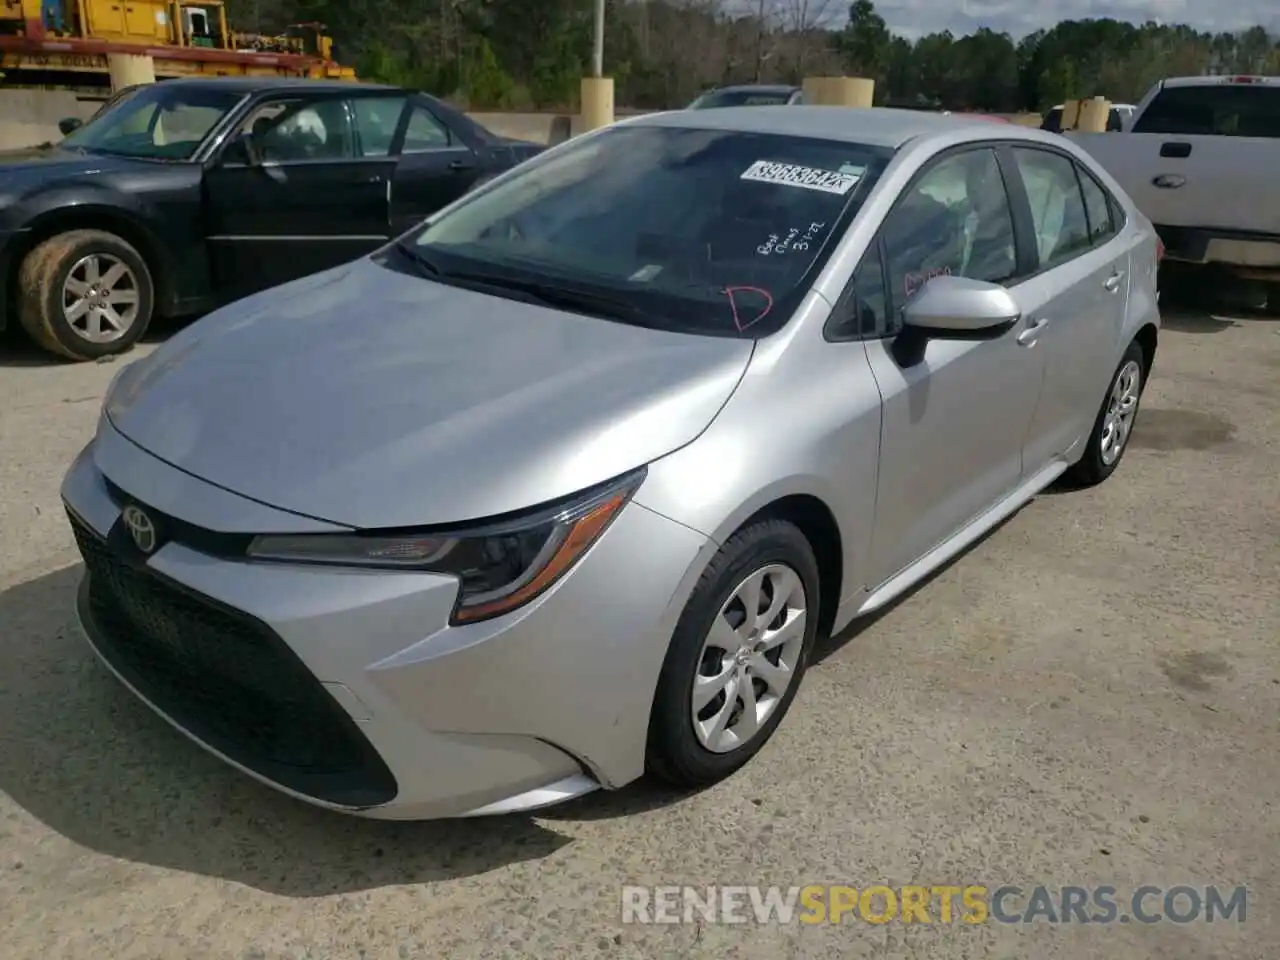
top-left (1099, 359), bottom-right (1141, 465)
top-left (692, 563), bottom-right (808, 754)
top-left (62, 253), bottom-right (141, 344)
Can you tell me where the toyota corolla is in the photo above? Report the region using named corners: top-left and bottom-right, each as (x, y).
top-left (61, 106), bottom-right (1160, 819)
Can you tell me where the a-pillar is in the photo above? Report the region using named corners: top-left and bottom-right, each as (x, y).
top-left (801, 76), bottom-right (875, 107)
top-left (580, 77), bottom-right (614, 132)
top-left (108, 53), bottom-right (156, 93)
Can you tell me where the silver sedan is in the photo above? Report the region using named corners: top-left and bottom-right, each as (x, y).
top-left (60, 106), bottom-right (1161, 819)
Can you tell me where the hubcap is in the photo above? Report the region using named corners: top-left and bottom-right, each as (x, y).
top-left (61, 253), bottom-right (140, 344)
top-left (1100, 359), bottom-right (1141, 465)
top-left (692, 563), bottom-right (807, 754)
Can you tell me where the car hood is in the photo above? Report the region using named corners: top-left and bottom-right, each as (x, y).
top-left (0, 145), bottom-right (154, 179)
top-left (105, 258), bottom-right (753, 530)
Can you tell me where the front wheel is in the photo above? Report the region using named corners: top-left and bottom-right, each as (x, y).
top-left (646, 519), bottom-right (820, 787)
top-left (1065, 339), bottom-right (1146, 486)
top-left (17, 229), bottom-right (155, 361)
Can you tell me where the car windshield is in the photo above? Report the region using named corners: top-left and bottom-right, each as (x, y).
top-left (61, 84), bottom-right (244, 160)
top-left (690, 89), bottom-right (794, 109)
top-left (406, 124), bottom-right (890, 338)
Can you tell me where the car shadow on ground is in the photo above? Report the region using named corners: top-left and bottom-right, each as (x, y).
top-left (0, 315), bottom-right (192, 368)
top-left (810, 511), bottom-right (1018, 665)
top-left (0, 563), bottom-right (583, 896)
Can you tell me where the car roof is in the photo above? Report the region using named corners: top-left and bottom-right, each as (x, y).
top-left (150, 76), bottom-right (400, 95)
top-left (706, 84), bottom-right (799, 95)
top-left (634, 105), bottom-right (1017, 149)
top-left (1161, 75), bottom-right (1279, 88)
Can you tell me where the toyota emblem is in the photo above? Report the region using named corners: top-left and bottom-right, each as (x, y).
top-left (122, 505), bottom-right (158, 554)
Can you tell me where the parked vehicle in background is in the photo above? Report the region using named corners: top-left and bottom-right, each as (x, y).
top-left (1066, 76), bottom-right (1280, 300)
top-left (687, 84), bottom-right (803, 108)
top-left (1041, 102), bottom-right (1132, 133)
top-left (0, 76), bottom-right (544, 361)
top-left (61, 107), bottom-right (1160, 820)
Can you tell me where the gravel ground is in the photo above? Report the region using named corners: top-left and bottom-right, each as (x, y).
top-left (0, 300), bottom-right (1276, 959)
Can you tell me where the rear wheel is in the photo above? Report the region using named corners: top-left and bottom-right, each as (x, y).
top-left (17, 229), bottom-right (154, 361)
top-left (647, 519), bottom-right (819, 787)
top-left (1065, 339), bottom-right (1146, 487)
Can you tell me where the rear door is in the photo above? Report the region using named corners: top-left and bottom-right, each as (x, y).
top-left (1003, 145), bottom-right (1131, 473)
top-left (203, 92), bottom-right (395, 302)
top-left (1112, 79), bottom-right (1280, 232)
top-left (387, 97), bottom-right (485, 235)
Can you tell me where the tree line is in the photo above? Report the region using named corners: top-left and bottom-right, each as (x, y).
top-left (227, 0), bottom-right (1280, 112)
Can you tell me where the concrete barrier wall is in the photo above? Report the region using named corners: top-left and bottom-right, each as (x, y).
top-left (0, 89), bottom-right (1043, 151)
top-left (0, 90), bottom-right (102, 149)
top-left (0, 90), bottom-right (654, 150)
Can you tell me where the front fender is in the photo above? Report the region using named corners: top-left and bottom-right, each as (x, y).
top-left (13, 191), bottom-right (184, 312)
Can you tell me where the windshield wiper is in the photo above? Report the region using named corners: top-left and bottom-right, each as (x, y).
top-left (388, 246), bottom-right (665, 327)
top-left (391, 239), bottom-right (444, 277)
top-left (442, 271), bottom-right (661, 326)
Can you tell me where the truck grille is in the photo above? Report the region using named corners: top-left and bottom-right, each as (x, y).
top-left (69, 512), bottom-right (397, 808)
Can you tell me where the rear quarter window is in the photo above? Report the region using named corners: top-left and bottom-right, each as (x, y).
top-left (1132, 84), bottom-right (1280, 138)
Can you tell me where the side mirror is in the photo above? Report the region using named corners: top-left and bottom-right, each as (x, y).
top-left (901, 276), bottom-right (1020, 335)
top-left (58, 117), bottom-right (83, 136)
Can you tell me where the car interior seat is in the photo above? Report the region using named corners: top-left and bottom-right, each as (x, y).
top-left (960, 156), bottom-right (1016, 282)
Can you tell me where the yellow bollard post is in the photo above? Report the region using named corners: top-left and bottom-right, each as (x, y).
top-left (580, 77), bottom-right (614, 132)
top-left (1060, 99), bottom-right (1082, 131)
top-left (107, 52), bottom-right (156, 93)
top-left (802, 76), bottom-right (875, 106)
top-left (1076, 96), bottom-right (1111, 132)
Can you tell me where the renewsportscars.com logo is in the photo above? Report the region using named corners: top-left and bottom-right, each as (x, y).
top-left (621, 884), bottom-right (1248, 925)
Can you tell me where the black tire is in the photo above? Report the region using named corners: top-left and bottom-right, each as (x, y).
top-left (17, 229), bottom-right (154, 362)
top-left (646, 519), bottom-right (821, 787)
top-left (1065, 339), bottom-right (1146, 487)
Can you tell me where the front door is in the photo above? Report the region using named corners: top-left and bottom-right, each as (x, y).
top-left (387, 100), bottom-right (484, 235)
top-left (203, 93), bottom-right (395, 303)
top-left (860, 147), bottom-right (1048, 586)
top-left (1005, 145), bottom-right (1131, 472)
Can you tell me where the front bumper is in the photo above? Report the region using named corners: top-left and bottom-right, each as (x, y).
top-left (60, 421), bottom-right (712, 819)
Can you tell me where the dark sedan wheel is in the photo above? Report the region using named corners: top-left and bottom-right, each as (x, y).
top-left (647, 519), bottom-right (819, 787)
top-left (18, 229), bottom-right (154, 361)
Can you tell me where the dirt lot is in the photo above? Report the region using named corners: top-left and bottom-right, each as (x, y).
top-left (0, 298), bottom-right (1277, 959)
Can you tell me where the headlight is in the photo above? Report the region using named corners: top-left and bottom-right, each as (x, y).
top-left (246, 468), bottom-right (645, 624)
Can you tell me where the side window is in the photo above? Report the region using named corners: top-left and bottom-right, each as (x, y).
top-left (1010, 147), bottom-right (1091, 268)
top-left (883, 148), bottom-right (1016, 309)
top-left (1132, 85), bottom-right (1280, 138)
top-left (241, 98), bottom-right (355, 162)
top-left (402, 105), bottom-right (455, 152)
top-left (828, 241), bottom-right (888, 341)
top-left (1076, 164), bottom-right (1116, 247)
top-left (350, 96), bottom-right (407, 157)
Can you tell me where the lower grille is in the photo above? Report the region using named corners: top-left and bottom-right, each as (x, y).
top-left (70, 513), bottom-right (397, 808)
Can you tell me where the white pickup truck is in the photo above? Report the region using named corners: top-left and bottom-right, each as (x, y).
top-left (1067, 75), bottom-right (1280, 294)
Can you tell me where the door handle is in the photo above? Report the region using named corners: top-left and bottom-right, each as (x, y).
top-left (1103, 270), bottom-right (1125, 292)
top-left (1016, 317), bottom-right (1049, 347)
top-left (448, 159), bottom-right (476, 171)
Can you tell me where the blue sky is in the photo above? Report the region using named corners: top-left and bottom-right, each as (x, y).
top-left (862, 0), bottom-right (1280, 39)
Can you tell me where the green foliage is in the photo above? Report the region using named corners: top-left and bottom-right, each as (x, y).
top-left (223, 0), bottom-right (1280, 113)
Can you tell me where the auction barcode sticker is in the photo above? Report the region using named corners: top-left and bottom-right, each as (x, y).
top-left (740, 160), bottom-right (861, 195)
